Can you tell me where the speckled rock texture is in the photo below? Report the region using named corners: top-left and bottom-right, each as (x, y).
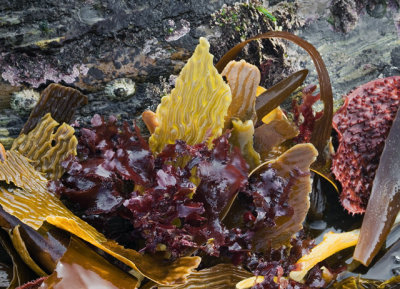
top-left (0, 0), bottom-right (399, 148)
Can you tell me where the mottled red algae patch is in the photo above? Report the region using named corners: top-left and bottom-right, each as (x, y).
top-left (332, 76), bottom-right (400, 214)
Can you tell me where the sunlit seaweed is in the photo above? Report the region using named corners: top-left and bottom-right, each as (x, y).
top-left (0, 151), bottom-right (200, 285)
top-left (249, 143), bottom-right (317, 249)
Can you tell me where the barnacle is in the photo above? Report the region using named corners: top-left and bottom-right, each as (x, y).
top-left (332, 76), bottom-right (400, 214)
top-left (149, 37), bottom-right (231, 153)
top-left (221, 60), bottom-right (260, 125)
top-left (12, 113), bottom-right (77, 180)
top-left (10, 89), bottom-right (40, 116)
top-left (22, 83), bottom-right (87, 134)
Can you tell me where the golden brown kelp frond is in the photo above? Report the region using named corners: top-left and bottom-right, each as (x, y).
top-left (0, 150), bottom-right (200, 285)
top-left (41, 238), bottom-right (138, 289)
top-left (230, 119), bottom-right (260, 170)
top-left (222, 60), bottom-right (260, 126)
top-left (250, 144), bottom-right (317, 248)
top-left (149, 37), bottom-right (231, 153)
top-left (0, 150), bottom-right (47, 193)
top-left (9, 225), bottom-right (47, 276)
top-left (254, 107), bottom-right (298, 160)
top-left (0, 229), bottom-right (37, 289)
top-left (155, 264), bottom-right (253, 289)
top-left (22, 83), bottom-right (87, 134)
top-left (12, 113), bottom-right (77, 180)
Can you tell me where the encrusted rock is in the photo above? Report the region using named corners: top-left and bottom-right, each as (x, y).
top-left (10, 89), bottom-right (40, 116)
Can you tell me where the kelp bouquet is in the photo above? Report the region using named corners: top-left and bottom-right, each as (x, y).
top-left (0, 31), bottom-right (399, 289)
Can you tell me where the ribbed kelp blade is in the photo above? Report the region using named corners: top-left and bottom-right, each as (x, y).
top-left (12, 113), bottom-right (77, 180)
top-left (222, 60), bottom-right (260, 125)
top-left (149, 37), bottom-right (231, 153)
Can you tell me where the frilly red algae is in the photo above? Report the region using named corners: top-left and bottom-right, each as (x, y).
top-left (353, 107), bottom-right (400, 266)
top-left (293, 84), bottom-right (323, 144)
top-left (21, 83), bottom-right (87, 135)
top-left (332, 76), bottom-right (400, 214)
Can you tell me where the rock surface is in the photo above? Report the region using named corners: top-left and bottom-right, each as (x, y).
top-left (0, 0), bottom-right (399, 147)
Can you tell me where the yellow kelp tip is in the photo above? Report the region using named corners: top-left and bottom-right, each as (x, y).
top-left (289, 229), bottom-right (360, 282)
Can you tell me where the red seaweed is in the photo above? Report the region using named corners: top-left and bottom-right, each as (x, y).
top-left (332, 76), bottom-right (400, 214)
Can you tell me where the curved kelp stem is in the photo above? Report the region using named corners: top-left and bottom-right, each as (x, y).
top-left (255, 69), bottom-right (308, 121)
top-left (216, 31), bottom-right (333, 166)
top-left (353, 108), bottom-right (400, 266)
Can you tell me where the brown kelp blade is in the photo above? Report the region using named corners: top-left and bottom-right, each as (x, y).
top-left (9, 225), bottom-right (47, 277)
top-left (255, 70), bottom-right (308, 121)
top-left (0, 229), bottom-right (37, 289)
top-left (216, 31), bottom-right (333, 165)
top-left (21, 83), bottom-right (87, 135)
top-left (41, 237), bottom-right (138, 289)
top-left (353, 109), bottom-right (400, 266)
